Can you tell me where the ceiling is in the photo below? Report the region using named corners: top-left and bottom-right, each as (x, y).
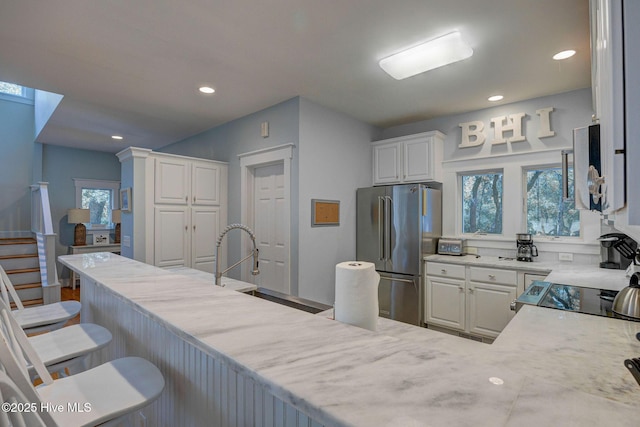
top-left (0, 0), bottom-right (591, 154)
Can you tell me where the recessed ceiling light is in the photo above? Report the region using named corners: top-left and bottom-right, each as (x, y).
top-left (199, 86), bottom-right (215, 94)
top-left (553, 50), bottom-right (576, 60)
top-left (488, 95), bottom-right (504, 102)
top-left (111, 135), bottom-right (123, 140)
top-left (379, 31), bottom-right (474, 80)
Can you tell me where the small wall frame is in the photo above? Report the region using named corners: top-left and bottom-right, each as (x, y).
top-left (311, 199), bottom-right (340, 227)
top-left (120, 188), bottom-right (132, 212)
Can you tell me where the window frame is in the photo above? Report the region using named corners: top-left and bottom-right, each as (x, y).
top-left (458, 168), bottom-right (505, 237)
top-left (521, 164), bottom-right (582, 240)
top-left (73, 178), bottom-right (121, 231)
top-left (0, 82), bottom-right (34, 105)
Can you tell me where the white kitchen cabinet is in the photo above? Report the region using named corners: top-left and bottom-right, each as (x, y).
top-left (467, 267), bottom-right (517, 338)
top-left (117, 148), bottom-right (227, 274)
top-left (372, 131), bottom-right (445, 185)
top-left (425, 261), bottom-right (518, 339)
top-left (425, 261), bottom-right (466, 331)
top-left (155, 157), bottom-right (224, 206)
top-left (154, 206), bottom-right (222, 273)
top-left (154, 206), bottom-right (190, 268)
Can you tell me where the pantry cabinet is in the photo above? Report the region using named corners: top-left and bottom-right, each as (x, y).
top-left (117, 148), bottom-right (228, 274)
top-left (425, 261), bottom-right (518, 339)
top-left (372, 131), bottom-right (445, 185)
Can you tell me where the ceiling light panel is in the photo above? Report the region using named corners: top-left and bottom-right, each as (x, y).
top-left (379, 31), bottom-right (473, 80)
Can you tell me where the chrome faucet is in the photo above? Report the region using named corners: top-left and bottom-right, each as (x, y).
top-left (214, 224), bottom-right (259, 286)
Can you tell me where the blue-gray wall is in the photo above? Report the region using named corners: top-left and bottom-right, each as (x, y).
top-left (42, 144), bottom-right (121, 279)
top-left (160, 97), bottom-right (302, 292)
top-left (0, 98), bottom-right (36, 234)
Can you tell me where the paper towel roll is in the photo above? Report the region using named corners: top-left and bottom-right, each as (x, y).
top-left (334, 261), bottom-right (380, 331)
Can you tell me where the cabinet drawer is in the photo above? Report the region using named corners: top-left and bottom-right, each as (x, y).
top-left (468, 267), bottom-right (516, 285)
top-left (426, 262), bottom-right (465, 279)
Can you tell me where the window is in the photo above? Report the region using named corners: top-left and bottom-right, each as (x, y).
top-left (0, 82), bottom-right (23, 96)
top-left (461, 171), bottom-right (503, 234)
top-left (74, 179), bottom-right (120, 230)
top-left (0, 81), bottom-right (34, 104)
top-left (525, 166), bottom-right (579, 237)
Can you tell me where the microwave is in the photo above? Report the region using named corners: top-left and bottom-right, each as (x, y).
top-left (438, 238), bottom-right (464, 256)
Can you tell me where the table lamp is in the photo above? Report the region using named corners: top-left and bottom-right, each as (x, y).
top-left (68, 208), bottom-right (90, 246)
top-left (111, 209), bottom-right (121, 244)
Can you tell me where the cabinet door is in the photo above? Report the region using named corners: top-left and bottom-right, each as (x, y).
top-left (154, 207), bottom-right (190, 268)
top-left (155, 158), bottom-right (189, 205)
top-left (468, 282), bottom-right (517, 338)
top-left (191, 207), bottom-right (220, 273)
top-left (192, 162), bottom-right (221, 206)
top-left (373, 143), bottom-right (401, 185)
top-left (425, 276), bottom-right (465, 331)
top-left (403, 137), bottom-right (433, 182)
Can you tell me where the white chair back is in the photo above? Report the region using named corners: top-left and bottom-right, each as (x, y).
top-left (0, 299), bottom-right (57, 426)
top-left (0, 370), bottom-right (49, 427)
top-left (0, 265), bottom-right (25, 311)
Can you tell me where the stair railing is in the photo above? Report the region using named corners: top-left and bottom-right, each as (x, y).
top-left (30, 182), bottom-right (60, 304)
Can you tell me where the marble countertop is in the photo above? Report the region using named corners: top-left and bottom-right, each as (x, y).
top-left (60, 253), bottom-right (640, 426)
top-left (425, 254), bottom-right (630, 291)
top-left (164, 266), bottom-right (257, 292)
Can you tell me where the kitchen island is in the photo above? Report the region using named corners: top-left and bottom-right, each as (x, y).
top-left (59, 253), bottom-right (640, 426)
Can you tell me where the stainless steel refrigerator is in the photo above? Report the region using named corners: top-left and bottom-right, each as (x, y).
top-left (356, 184), bottom-right (442, 326)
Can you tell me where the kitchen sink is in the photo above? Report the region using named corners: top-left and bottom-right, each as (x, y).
top-left (248, 287), bottom-right (331, 314)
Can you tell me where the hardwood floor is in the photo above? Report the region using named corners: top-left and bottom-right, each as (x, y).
top-left (61, 285), bottom-right (80, 325)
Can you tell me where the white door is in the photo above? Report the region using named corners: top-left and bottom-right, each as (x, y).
top-left (252, 163), bottom-right (288, 294)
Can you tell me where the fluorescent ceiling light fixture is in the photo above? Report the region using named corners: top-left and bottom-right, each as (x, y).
top-left (379, 31), bottom-right (473, 80)
top-left (553, 50), bottom-right (576, 60)
top-left (488, 95), bottom-right (504, 102)
top-left (111, 135), bottom-right (123, 140)
top-left (199, 86), bottom-right (215, 94)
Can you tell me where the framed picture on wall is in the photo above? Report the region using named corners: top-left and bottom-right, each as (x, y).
top-left (120, 188), bottom-right (132, 212)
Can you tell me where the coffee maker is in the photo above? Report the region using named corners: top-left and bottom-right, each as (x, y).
top-left (598, 233), bottom-right (636, 269)
top-left (516, 233), bottom-right (538, 262)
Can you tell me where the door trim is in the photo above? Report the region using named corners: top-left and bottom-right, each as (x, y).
top-left (239, 144), bottom-right (294, 286)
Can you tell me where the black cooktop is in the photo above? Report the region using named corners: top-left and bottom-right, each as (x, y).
top-left (518, 281), bottom-right (620, 319)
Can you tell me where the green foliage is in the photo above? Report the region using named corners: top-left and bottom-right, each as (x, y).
top-left (526, 168), bottom-right (579, 236)
top-left (461, 173), bottom-right (503, 234)
top-left (82, 188), bottom-right (112, 226)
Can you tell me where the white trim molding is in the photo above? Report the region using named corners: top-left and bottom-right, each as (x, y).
top-left (239, 144), bottom-right (294, 286)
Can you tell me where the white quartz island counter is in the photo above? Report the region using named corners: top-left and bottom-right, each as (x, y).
top-left (59, 253), bottom-right (640, 426)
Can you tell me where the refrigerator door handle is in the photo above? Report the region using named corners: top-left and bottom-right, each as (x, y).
top-left (385, 195), bottom-right (392, 263)
top-left (378, 196), bottom-right (385, 260)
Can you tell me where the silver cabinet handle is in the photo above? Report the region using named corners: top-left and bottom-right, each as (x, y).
top-left (193, 225), bottom-right (196, 231)
top-left (458, 286), bottom-right (464, 291)
top-left (185, 196), bottom-right (188, 202)
top-left (488, 274), bottom-right (496, 280)
top-left (469, 288), bottom-right (474, 294)
top-left (185, 226), bottom-right (188, 231)
top-left (193, 196), bottom-right (196, 203)
top-left (441, 269), bottom-right (447, 274)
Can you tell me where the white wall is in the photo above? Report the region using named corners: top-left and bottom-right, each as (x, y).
top-left (298, 98), bottom-right (378, 304)
top-left (381, 89), bottom-right (601, 263)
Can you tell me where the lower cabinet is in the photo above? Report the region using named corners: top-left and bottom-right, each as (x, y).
top-left (425, 261), bottom-right (518, 339)
top-left (154, 206), bottom-right (221, 273)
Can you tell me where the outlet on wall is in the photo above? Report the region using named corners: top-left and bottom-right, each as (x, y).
top-left (558, 252), bottom-right (573, 262)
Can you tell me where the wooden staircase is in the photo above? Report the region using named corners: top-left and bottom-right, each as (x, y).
top-left (0, 237), bottom-right (43, 306)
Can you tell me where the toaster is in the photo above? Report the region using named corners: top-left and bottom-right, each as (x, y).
top-left (438, 238), bottom-right (464, 256)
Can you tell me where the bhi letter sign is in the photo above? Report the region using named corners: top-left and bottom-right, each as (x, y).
top-left (459, 107), bottom-right (555, 148)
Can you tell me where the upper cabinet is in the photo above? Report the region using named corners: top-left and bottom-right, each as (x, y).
top-left (372, 131), bottom-right (445, 185)
top-left (590, 0), bottom-right (625, 213)
top-left (155, 157), bottom-right (223, 206)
